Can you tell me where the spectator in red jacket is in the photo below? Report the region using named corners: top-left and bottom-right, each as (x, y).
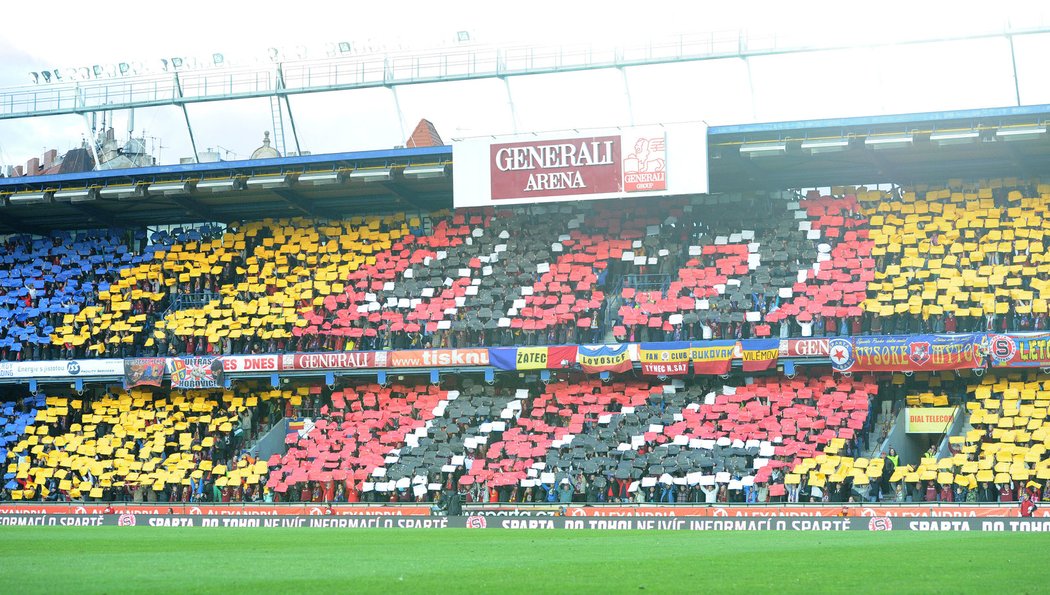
top-left (1020, 492), bottom-right (1038, 517)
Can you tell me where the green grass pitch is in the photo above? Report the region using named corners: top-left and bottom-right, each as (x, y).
top-left (1, 527), bottom-right (1047, 593)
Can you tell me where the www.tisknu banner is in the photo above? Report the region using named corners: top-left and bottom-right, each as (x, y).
top-left (829, 334), bottom-right (982, 373)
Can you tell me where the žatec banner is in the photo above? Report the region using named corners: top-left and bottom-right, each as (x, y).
top-left (490, 346), bottom-right (579, 371)
top-left (829, 334), bottom-right (982, 373)
top-left (453, 123), bottom-right (708, 208)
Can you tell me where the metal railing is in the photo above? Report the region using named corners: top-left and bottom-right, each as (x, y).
top-left (5, 24), bottom-right (1049, 120)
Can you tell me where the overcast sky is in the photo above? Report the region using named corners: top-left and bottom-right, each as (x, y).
top-left (0, 0), bottom-right (1048, 169)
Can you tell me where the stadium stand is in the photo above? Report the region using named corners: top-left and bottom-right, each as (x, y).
top-left (50, 215), bottom-right (412, 357)
top-left (25, 190), bottom-right (872, 357)
top-left (2, 384), bottom-right (283, 502)
top-left (0, 395), bottom-right (44, 493)
top-left (862, 180), bottom-right (1050, 333)
top-left (614, 191), bottom-right (872, 342)
top-left (0, 230), bottom-right (147, 361)
top-left (267, 381), bottom-right (450, 503)
top-left (260, 372), bottom-right (875, 504)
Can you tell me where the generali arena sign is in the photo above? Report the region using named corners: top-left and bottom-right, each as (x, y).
top-left (453, 123), bottom-right (708, 207)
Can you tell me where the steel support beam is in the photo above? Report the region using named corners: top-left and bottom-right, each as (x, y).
top-left (270, 187), bottom-right (326, 219)
top-left (168, 194), bottom-right (230, 223)
top-left (283, 95), bottom-right (302, 156)
top-left (381, 181), bottom-right (428, 213)
top-left (70, 203), bottom-right (124, 228)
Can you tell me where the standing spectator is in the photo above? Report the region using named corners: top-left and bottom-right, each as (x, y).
top-left (1021, 492), bottom-right (1038, 517)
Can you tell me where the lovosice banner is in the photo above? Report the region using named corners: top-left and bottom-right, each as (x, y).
top-left (577, 344), bottom-right (634, 373)
top-left (829, 334), bottom-right (983, 373)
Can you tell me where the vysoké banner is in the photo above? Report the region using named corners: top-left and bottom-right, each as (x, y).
top-left (829, 334), bottom-right (982, 373)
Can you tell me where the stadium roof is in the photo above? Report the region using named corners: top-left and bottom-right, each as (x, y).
top-left (0, 103), bottom-right (1048, 233)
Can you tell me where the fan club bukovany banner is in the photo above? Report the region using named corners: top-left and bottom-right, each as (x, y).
top-left (987, 333), bottom-right (1050, 368)
top-left (166, 357), bottom-right (224, 389)
top-left (490, 346), bottom-right (579, 371)
top-left (577, 344), bottom-right (633, 373)
top-left (829, 334), bottom-right (982, 373)
top-left (690, 341), bottom-right (737, 375)
top-left (639, 342), bottom-right (690, 375)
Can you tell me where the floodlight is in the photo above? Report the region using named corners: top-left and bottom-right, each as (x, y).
top-left (996, 126), bottom-right (1046, 141)
top-left (739, 142), bottom-right (787, 157)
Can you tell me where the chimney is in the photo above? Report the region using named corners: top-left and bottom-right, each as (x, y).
top-left (43, 149), bottom-right (57, 168)
top-left (26, 157), bottom-right (40, 175)
top-left (14, 165), bottom-right (24, 177)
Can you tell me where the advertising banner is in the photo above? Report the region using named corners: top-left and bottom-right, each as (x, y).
top-left (491, 135), bottom-right (623, 200)
top-left (0, 503), bottom-right (430, 516)
top-left (286, 352), bottom-right (386, 371)
top-left (905, 407), bottom-right (958, 433)
top-left (577, 344), bottom-right (633, 374)
top-left (690, 341), bottom-right (737, 375)
top-left (219, 354), bottom-right (283, 373)
top-left (829, 334), bottom-right (982, 373)
top-left (988, 332), bottom-right (1050, 368)
top-left (639, 342), bottom-right (690, 376)
top-left (166, 357), bottom-right (223, 390)
top-left (453, 123), bottom-right (708, 208)
top-left (740, 339), bottom-right (780, 372)
top-left (779, 338), bottom-right (830, 358)
top-left (123, 358), bottom-right (166, 388)
top-left (0, 359), bottom-right (124, 379)
top-left (0, 513), bottom-right (1044, 532)
top-left (387, 349), bottom-right (489, 368)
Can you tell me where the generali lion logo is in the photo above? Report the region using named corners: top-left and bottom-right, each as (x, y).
top-left (465, 516), bottom-right (487, 529)
top-left (622, 136), bottom-right (666, 193)
top-left (117, 513), bottom-right (137, 527)
top-left (867, 517), bottom-right (892, 531)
